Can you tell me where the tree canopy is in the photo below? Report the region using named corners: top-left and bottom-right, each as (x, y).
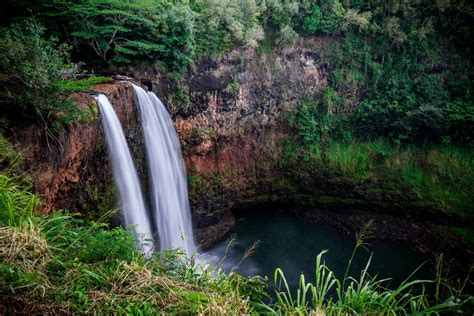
top-left (0, 0), bottom-right (472, 144)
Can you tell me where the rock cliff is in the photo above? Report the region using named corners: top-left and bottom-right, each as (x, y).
top-left (10, 43), bottom-right (473, 264)
top-left (11, 43), bottom-right (329, 246)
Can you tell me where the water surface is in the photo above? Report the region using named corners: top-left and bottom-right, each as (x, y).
top-left (206, 212), bottom-right (432, 292)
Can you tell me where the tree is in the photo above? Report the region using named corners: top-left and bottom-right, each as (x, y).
top-left (0, 19), bottom-right (71, 120)
top-left (0, 18), bottom-right (86, 139)
top-left (302, 2), bottom-right (322, 35)
top-left (318, 0), bottom-right (345, 34)
top-left (45, 0), bottom-right (164, 64)
top-left (192, 0), bottom-right (264, 56)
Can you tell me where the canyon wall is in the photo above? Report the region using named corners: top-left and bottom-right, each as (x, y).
top-left (14, 82), bottom-right (142, 215)
top-left (12, 43), bottom-right (329, 246)
top-left (11, 42), bottom-right (473, 263)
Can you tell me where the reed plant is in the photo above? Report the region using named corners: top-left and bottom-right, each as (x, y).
top-left (269, 223), bottom-right (468, 315)
top-left (0, 174), bottom-right (39, 227)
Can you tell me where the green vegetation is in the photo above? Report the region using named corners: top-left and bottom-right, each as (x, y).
top-left (285, 90), bottom-right (474, 220)
top-left (0, 0), bottom-right (264, 71)
top-left (0, 1), bottom-right (472, 144)
top-left (169, 89), bottom-right (190, 104)
top-left (54, 76), bottom-right (111, 94)
top-left (270, 238), bottom-right (471, 314)
top-left (280, 139), bottom-right (474, 221)
top-left (0, 173), bottom-right (265, 314)
top-left (44, 0), bottom-right (196, 71)
top-left (0, 19), bottom-right (73, 129)
top-left (226, 78), bottom-right (240, 92)
top-left (327, 28), bottom-right (472, 145)
top-left (1, 173), bottom-right (471, 314)
top-left (451, 227), bottom-right (474, 244)
top-left (0, 19), bottom-right (110, 132)
top-left (0, 134), bottom-right (18, 167)
top-left (0, 0), bottom-right (472, 314)
top-left (191, 0), bottom-right (263, 56)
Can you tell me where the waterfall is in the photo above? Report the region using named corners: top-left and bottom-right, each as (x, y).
top-left (132, 85), bottom-right (196, 256)
top-left (95, 94), bottom-right (153, 253)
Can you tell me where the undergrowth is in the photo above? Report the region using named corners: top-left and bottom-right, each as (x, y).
top-left (324, 141), bottom-right (474, 216)
top-left (0, 173), bottom-right (472, 314)
top-left (0, 174), bottom-right (265, 314)
top-left (279, 137), bottom-right (474, 222)
top-left (0, 133), bottom-right (18, 167)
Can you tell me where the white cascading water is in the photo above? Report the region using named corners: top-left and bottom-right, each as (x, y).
top-left (95, 94), bottom-right (153, 253)
top-left (132, 84), bottom-right (196, 256)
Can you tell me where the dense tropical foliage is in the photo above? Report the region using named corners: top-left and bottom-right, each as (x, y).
top-left (0, 0), bottom-right (472, 314)
top-left (0, 0), bottom-right (472, 143)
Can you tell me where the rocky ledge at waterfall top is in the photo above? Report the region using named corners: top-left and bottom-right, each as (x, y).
top-left (10, 41), bottom-right (474, 268)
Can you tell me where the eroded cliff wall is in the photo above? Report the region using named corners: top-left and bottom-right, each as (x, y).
top-left (14, 82), bottom-right (145, 216)
top-left (10, 43), bottom-right (472, 262)
top-left (11, 44), bottom-right (329, 246)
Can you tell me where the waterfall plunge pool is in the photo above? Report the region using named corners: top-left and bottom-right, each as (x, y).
top-left (205, 212), bottom-right (433, 295)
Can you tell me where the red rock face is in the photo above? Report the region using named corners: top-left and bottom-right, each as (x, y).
top-left (11, 44), bottom-right (329, 247)
top-left (176, 116), bottom-right (261, 177)
top-left (14, 82), bottom-right (140, 212)
top-left (167, 46), bottom-right (328, 209)
top-left (186, 139), bottom-right (259, 175)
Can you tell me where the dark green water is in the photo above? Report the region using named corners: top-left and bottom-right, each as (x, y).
top-left (206, 212), bottom-right (432, 292)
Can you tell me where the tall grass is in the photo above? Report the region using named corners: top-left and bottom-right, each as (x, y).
top-left (0, 133), bottom-right (19, 167)
top-left (269, 226), bottom-right (466, 315)
top-left (0, 215), bottom-right (260, 313)
top-left (0, 174), bottom-right (263, 314)
top-left (0, 174), bottom-right (39, 226)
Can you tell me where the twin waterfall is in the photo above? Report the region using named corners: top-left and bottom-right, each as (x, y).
top-left (95, 84), bottom-right (196, 256)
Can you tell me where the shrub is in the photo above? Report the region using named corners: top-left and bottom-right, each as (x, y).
top-left (0, 133), bottom-right (18, 167)
top-left (318, 0), bottom-right (345, 34)
top-left (443, 98), bottom-right (474, 146)
top-left (0, 19), bottom-right (96, 133)
top-left (192, 0), bottom-right (264, 56)
top-left (0, 19), bottom-right (72, 123)
top-left (302, 3), bottom-right (322, 35)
